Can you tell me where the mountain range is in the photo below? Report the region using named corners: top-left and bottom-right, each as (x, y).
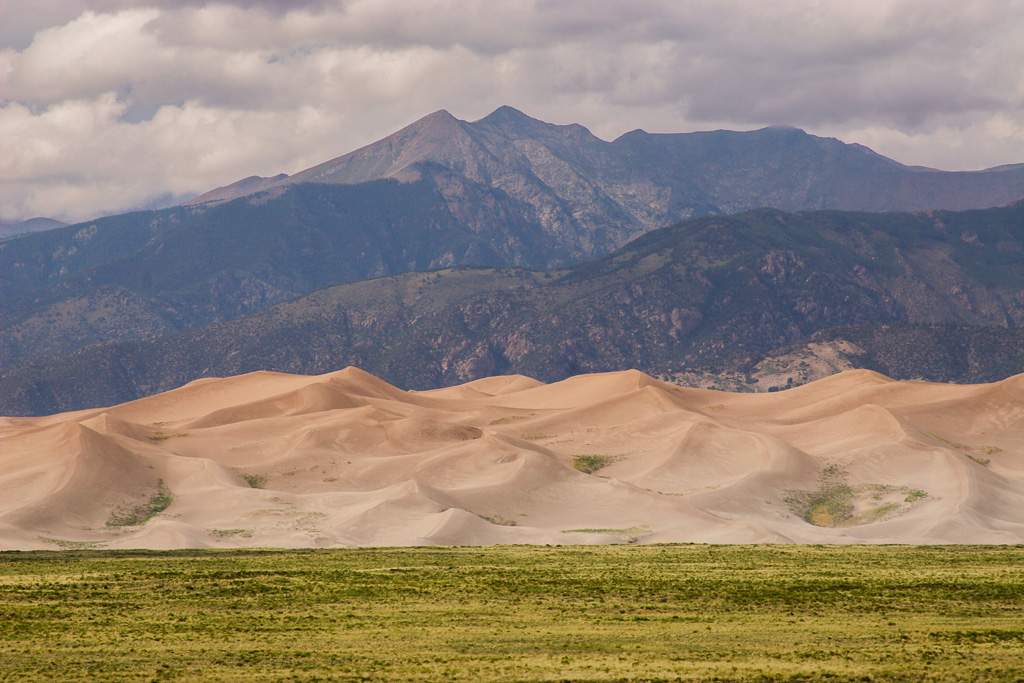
top-left (192, 106), bottom-right (1024, 256)
top-left (3, 200), bottom-right (1024, 416)
top-left (2, 106), bottom-right (1024, 416)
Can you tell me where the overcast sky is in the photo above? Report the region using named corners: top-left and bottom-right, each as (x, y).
top-left (2, 0), bottom-right (1024, 223)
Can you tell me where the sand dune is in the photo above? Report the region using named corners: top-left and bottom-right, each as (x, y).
top-left (3, 367), bottom-right (1024, 549)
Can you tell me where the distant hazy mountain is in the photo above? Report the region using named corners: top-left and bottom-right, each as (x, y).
top-left (0, 217), bottom-right (66, 240)
top-left (5, 200), bottom-right (1024, 416)
top-left (185, 174), bottom-right (289, 204)
top-left (192, 106), bottom-right (1024, 257)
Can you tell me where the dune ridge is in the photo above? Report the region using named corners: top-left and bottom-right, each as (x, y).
top-left (2, 367), bottom-right (1024, 549)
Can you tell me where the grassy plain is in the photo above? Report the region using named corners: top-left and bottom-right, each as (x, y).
top-left (2, 545), bottom-right (1023, 682)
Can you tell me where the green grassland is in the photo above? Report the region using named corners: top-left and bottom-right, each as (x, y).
top-left (2, 545), bottom-right (1024, 682)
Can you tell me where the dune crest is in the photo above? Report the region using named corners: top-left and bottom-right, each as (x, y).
top-left (3, 367), bottom-right (1024, 549)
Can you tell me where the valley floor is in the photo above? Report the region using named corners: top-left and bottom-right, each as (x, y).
top-left (2, 545), bottom-right (1023, 682)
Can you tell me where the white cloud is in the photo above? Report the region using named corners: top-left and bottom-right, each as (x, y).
top-left (2, 0), bottom-right (1024, 222)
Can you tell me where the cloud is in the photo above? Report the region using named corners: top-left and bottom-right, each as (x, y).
top-left (2, 0), bottom-right (1024, 222)
top-left (4, 10), bottom-right (165, 104)
top-left (0, 0), bottom-right (87, 50)
top-left (88, 0), bottom-right (333, 13)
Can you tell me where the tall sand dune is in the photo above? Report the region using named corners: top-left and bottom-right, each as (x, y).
top-left (3, 367), bottom-right (1024, 549)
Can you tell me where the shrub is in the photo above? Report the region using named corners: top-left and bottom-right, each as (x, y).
top-left (571, 454), bottom-right (621, 474)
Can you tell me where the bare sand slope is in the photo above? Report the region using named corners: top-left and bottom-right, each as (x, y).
top-left (3, 367), bottom-right (1024, 549)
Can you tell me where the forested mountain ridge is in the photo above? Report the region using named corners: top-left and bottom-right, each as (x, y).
top-left (4, 200), bottom-right (1023, 416)
top-left (0, 180), bottom-right (562, 373)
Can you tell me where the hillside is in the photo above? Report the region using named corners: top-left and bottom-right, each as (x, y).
top-left (3, 201), bottom-right (1024, 416)
top-left (0, 180), bottom-right (562, 373)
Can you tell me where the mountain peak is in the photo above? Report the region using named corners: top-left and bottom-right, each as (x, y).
top-left (475, 105), bottom-right (544, 129)
top-left (473, 106), bottom-right (603, 143)
top-left (418, 108), bottom-right (457, 123)
top-left (758, 125), bottom-right (808, 135)
top-left (403, 109), bottom-right (462, 135)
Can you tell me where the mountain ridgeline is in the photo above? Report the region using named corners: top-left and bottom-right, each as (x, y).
top-left (193, 106), bottom-right (1024, 256)
top-left (4, 106), bottom-right (1024, 383)
top-left (4, 200), bottom-right (1024, 416)
top-left (0, 217), bottom-right (66, 241)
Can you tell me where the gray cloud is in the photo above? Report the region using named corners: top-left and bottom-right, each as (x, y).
top-left (88, 0), bottom-right (334, 13)
top-left (0, 0), bottom-right (86, 49)
top-left (2, 0), bottom-right (1024, 222)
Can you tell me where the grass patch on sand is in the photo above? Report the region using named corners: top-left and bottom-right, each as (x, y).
top-left (926, 432), bottom-right (998, 465)
top-left (237, 472), bottom-right (268, 489)
top-left (37, 538), bottom-right (108, 550)
top-left (207, 529), bottom-right (252, 538)
top-left (479, 515), bottom-right (518, 527)
top-left (571, 454), bottom-right (622, 474)
top-left (2, 545), bottom-right (1024, 682)
top-left (785, 466), bottom-right (929, 527)
top-left (519, 433), bottom-right (555, 441)
top-left (105, 480), bottom-right (173, 528)
top-left (488, 413), bottom-right (534, 425)
top-left (149, 431), bottom-right (188, 442)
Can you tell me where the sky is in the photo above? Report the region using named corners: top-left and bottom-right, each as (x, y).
top-left (2, 0), bottom-right (1024, 223)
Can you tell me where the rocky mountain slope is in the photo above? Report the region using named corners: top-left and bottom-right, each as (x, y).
top-left (4, 201), bottom-right (1023, 416)
top-left (194, 105), bottom-right (1024, 256)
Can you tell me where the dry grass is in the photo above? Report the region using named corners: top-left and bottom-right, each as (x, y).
top-left (3, 545), bottom-right (1024, 681)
